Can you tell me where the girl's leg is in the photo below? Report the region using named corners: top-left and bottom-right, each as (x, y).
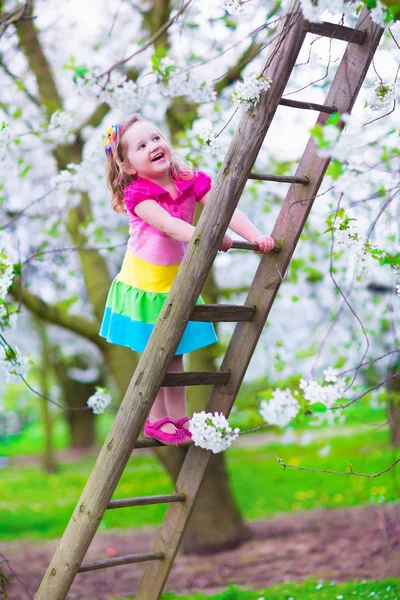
top-left (164, 354), bottom-right (190, 430)
top-left (148, 387), bottom-right (176, 433)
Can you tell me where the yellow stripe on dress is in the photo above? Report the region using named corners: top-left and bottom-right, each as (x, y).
top-left (117, 251), bottom-right (179, 293)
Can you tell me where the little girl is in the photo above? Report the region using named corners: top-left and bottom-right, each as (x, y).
top-left (99, 113), bottom-right (274, 446)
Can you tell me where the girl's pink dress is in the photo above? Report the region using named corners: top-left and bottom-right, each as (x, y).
top-left (99, 170), bottom-right (218, 355)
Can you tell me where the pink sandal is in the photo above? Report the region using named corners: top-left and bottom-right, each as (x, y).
top-left (174, 416), bottom-right (192, 435)
top-left (144, 418), bottom-right (192, 447)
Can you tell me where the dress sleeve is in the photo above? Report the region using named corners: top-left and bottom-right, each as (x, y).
top-left (124, 183), bottom-right (154, 216)
top-left (193, 170), bottom-right (212, 202)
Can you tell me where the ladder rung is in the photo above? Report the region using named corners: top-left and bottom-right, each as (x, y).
top-left (162, 371), bottom-right (230, 387)
top-left (191, 304), bottom-right (256, 322)
top-left (78, 551), bottom-right (164, 573)
top-left (231, 240), bottom-right (281, 252)
top-left (249, 172), bottom-right (309, 184)
top-left (305, 21), bottom-right (367, 45)
top-left (134, 438), bottom-right (165, 448)
top-left (108, 493), bottom-right (185, 509)
top-left (279, 98), bottom-right (336, 113)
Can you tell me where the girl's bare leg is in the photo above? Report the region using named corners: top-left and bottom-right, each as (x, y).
top-left (164, 354), bottom-right (190, 429)
top-left (148, 387), bottom-right (176, 433)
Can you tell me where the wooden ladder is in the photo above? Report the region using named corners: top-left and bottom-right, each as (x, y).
top-left (34, 2), bottom-right (383, 598)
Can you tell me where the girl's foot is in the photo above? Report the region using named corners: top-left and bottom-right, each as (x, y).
top-left (174, 416), bottom-right (192, 434)
top-left (144, 418), bottom-right (192, 446)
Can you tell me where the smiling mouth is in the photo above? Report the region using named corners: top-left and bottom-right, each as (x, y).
top-left (151, 153), bottom-right (164, 162)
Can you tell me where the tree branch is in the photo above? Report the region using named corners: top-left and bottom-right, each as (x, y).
top-left (275, 454), bottom-right (400, 479)
top-left (9, 278), bottom-right (105, 348)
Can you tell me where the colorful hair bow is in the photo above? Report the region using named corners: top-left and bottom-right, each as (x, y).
top-left (104, 122), bottom-right (124, 154)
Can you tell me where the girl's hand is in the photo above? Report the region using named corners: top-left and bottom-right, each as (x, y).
top-left (219, 234), bottom-right (233, 252)
top-left (253, 235), bottom-right (274, 254)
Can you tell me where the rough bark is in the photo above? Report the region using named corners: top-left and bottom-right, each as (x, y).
top-left (387, 359), bottom-right (400, 447)
top-left (51, 352), bottom-right (104, 449)
top-left (36, 320), bottom-right (58, 473)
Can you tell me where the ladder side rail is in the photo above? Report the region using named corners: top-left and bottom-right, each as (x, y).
top-left (136, 10), bottom-right (383, 600)
top-left (34, 2), bottom-right (307, 598)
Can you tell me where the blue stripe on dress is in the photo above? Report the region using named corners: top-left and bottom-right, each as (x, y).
top-left (99, 307), bottom-right (218, 355)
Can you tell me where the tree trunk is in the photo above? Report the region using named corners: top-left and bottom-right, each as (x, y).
top-left (36, 320), bottom-right (58, 474)
top-left (52, 352), bottom-right (105, 449)
top-left (387, 359), bottom-right (400, 447)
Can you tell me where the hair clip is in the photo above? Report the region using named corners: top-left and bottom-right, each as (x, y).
top-left (104, 122), bottom-right (124, 154)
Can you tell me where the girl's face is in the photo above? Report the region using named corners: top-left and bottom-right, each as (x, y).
top-left (123, 120), bottom-right (172, 180)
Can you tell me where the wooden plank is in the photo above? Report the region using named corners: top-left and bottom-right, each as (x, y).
top-left (136, 8), bottom-right (383, 600)
top-left (108, 493), bottom-right (185, 509)
top-left (304, 20), bottom-right (367, 44)
top-left (162, 371), bottom-right (230, 387)
top-left (78, 552), bottom-right (164, 573)
top-left (279, 98), bottom-right (336, 113)
top-left (248, 172), bottom-right (309, 184)
top-left (191, 304), bottom-right (256, 322)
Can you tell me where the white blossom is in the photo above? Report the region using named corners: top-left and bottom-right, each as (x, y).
top-left (232, 75), bottom-right (272, 110)
top-left (369, 0), bottom-right (387, 27)
top-left (189, 411), bottom-right (240, 453)
top-left (44, 110), bottom-right (73, 143)
top-left (87, 387), bottom-right (112, 414)
top-left (0, 346), bottom-right (32, 383)
top-left (323, 366), bottom-right (338, 383)
top-left (198, 126), bottom-right (222, 157)
top-left (0, 122), bottom-right (11, 161)
top-left (299, 376), bottom-right (346, 409)
top-left (259, 388), bottom-right (299, 427)
top-left (163, 71), bottom-right (216, 103)
top-left (365, 80), bottom-right (395, 111)
top-left (396, 284), bottom-right (400, 296)
top-left (0, 232), bottom-right (18, 301)
top-left (222, 0), bottom-right (245, 15)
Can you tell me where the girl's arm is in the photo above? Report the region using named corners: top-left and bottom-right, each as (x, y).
top-left (199, 192), bottom-right (274, 253)
top-left (134, 200), bottom-right (231, 251)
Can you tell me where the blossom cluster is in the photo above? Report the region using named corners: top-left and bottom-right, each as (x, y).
top-left (300, 368), bottom-right (346, 409)
top-left (232, 75), bottom-right (273, 110)
top-left (0, 121), bottom-right (11, 161)
top-left (0, 232), bottom-right (18, 302)
top-left (222, 0), bottom-right (245, 15)
top-left (86, 387), bottom-right (112, 414)
top-left (162, 71), bottom-right (217, 104)
top-left (259, 388), bottom-right (299, 427)
top-left (189, 411), bottom-right (240, 453)
top-left (0, 346), bottom-right (33, 383)
top-left (197, 126), bottom-right (222, 157)
top-left (365, 80), bottom-right (395, 111)
top-left (75, 68), bottom-right (143, 113)
top-left (299, 0), bottom-right (393, 25)
top-left (43, 110), bottom-right (74, 144)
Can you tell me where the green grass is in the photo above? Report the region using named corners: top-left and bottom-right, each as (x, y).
top-left (119, 578), bottom-right (400, 599)
top-left (0, 428), bottom-right (398, 541)
top-left (0, 378), bottom-right (387, 459)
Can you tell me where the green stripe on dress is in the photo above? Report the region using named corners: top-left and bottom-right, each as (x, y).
top-left (105, 279), bottom-right (205, 325)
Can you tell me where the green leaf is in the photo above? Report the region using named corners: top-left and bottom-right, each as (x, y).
top-left (326, 112), bottom-right (341, 126)
top-left (311, 402), bottom-right (327, 413)
top-left (54, 294), bottom-right (79, 314)
top-left (326, 158), bottom-right (344, 180)
top-left (19, 164), bottom-right (32, 178)
top-left (12, 108), bottom-right (22, 120)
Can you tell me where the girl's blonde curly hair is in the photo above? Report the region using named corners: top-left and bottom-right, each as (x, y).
top-left (105, 113), bottom-right (194, 214)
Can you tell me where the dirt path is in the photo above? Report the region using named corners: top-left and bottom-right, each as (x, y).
top-left (2, 502), bottom-right (400, 600)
